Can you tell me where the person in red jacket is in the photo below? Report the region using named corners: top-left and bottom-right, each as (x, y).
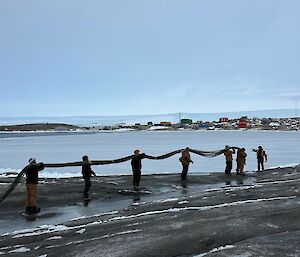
top-left (25, 158), bottom-right (44, 214)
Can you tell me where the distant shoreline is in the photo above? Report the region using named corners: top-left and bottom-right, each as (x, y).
top-left (0, 122), bottom-right (299, 133)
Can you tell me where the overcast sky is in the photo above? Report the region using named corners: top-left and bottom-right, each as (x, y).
top-left (0, 0), bottom-right (299, 116)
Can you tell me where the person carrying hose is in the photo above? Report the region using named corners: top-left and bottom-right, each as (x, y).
top-left (82, 155), bottom-right (96, 199)
top-left (179, 147), bottom-right (193, 180)
top-left (131, 150), bottom-right (146, 191)
top-left (224, 145), bottom-right (236, 175)
top-left (25, 158), bottom-right (44, 214)
top-left (236, 148), bottom-right (247, 175)
top-left (253, 146), bottom-right (268, 172)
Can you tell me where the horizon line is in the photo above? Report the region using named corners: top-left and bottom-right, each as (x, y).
top-left (0, 108), bottom-right (296, 119)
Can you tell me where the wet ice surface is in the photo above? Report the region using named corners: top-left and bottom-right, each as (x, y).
top-left (0, 173), bottom-right (284, 237)
top-left (0, 167), bottom-right (299, 257)
top-left (194, 245), bottom-right (235, 257)
top-left (0, 173), bottom-right (256, 235)
top-left (0, 199), bottom-right (133, 235)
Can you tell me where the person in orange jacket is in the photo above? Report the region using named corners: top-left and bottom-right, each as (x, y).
top-left (179, 147), bottom-right (193, 180)
top-left (253, 146), bottom-right (268, 171)
top-left (236, 148), bottom-right (247, 175)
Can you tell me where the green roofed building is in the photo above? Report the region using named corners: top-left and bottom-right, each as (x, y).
top-left (180, 118), bottom-right (193, 125)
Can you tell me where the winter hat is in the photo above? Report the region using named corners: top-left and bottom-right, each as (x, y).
top-left (28, 158), bottom-right (36, 164)
top-left (82, 155), bottom-right (89, 161)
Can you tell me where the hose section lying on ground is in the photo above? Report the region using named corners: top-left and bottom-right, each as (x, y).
top-left (0, 147), bottom-right (227, 204)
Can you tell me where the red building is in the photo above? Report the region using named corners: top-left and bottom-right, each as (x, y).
top-left (237, 118), bottom-right (248, 129)
top-left (160, 121), bottom-right (172, 126)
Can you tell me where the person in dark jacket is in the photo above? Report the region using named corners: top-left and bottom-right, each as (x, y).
top-left (25, 158), bottom-right (44, 214)
top-left (253, 146), bottom-right (268, 171)
top-left (131, 150), bottom-right (146, 190)
top-left (82, 155), bottom-right (96, 199)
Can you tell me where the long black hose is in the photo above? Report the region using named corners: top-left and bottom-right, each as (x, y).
top-left (0, 148), bottom-right (226, 204)
top-left (0, 166), bottom-right (29, 204)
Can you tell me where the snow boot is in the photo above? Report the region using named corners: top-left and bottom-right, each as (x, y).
top-left (25, 206), bottom-right (31, 214)
top-left (31, 206), bottom-right (41, 214)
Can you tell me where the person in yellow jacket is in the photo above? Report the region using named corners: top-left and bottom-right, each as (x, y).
top-left (224, 145), bottom-right (236, 175)
top-left (236, 148), bottom-right (247, 175)
top-left (179, 147), bottom-right (193, 180)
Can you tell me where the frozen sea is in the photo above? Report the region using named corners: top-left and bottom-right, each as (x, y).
top-left (0, 130), bottom-right (299, 177)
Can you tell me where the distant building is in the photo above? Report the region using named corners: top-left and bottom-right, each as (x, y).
top-left (219, 117), bottom-right (229, 122)
top-left (198, 122), bottom-right (209, 129)
top-left (261, 118), bottom-right (270, 126)
top-left (237, 118), bottom-right (248, 129)
top-left (160, 121), bottom-right (172, 126)
top-left (214, 123), bottom-right (223, 129)
top-left (180, 118), bottom-right (192, 125)
top-left (269, 122), bottom-right (280, 128)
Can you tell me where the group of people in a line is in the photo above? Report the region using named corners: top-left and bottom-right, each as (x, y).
top-left (178, 146), bottom-right (267, 180)
top-left (24, 156), bottom-right (98, 215)
top-left (222, 145), bottom-right (267, 175)
top-left (24, 146), bottom-right (267, 215)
